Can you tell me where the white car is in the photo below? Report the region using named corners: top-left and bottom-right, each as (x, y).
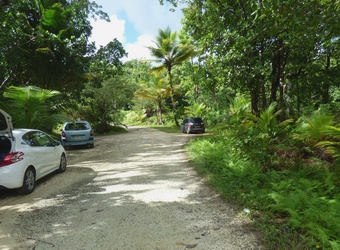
top-left (0, 109), bottom-right (67, 194)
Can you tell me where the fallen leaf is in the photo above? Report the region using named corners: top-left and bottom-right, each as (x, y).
top-left (96, 209), bottom-right (104, 213)
top-left (176, 242), bottom-right (185, 246)
top-left (79, 208), bottom-right (87, 212)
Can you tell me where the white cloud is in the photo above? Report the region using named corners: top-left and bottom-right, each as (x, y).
top-left (89, 0), bottom-right (185, 62)
top-left (115, 0), bottom-right (183, 37)
top-left (89, 15), bottom-right (125, 47)
top-left (125, 35), bottom-right (155, 62)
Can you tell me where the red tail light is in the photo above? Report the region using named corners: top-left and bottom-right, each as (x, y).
top-left (90, 129), bottom-right (93, 136)
top-left (0, 152), bottom-right (24, 167)
top-left (61, 131), bottom-right (66, 139)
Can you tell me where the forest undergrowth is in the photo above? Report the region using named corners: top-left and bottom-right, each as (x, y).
top-left (185, 110), bottom-right (340, 250)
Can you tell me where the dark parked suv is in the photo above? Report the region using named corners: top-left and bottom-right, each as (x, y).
top-left (180, 117), bottom-right (205, 134)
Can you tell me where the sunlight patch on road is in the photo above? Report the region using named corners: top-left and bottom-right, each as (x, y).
top-left (94, 170), bottom-right (143, 181)
top-left (89, 180), bottom-right (197, 203)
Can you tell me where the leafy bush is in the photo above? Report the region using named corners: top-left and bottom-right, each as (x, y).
top-left (186, 109), bottom-right (340, 249)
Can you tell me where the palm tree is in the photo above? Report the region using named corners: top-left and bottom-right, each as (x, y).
top-left (135, 71), bottom-right (171, 125)
top-left (3, 85), bottom-right (68, 130)
top-left (147, 26), bottom-right (195, 126)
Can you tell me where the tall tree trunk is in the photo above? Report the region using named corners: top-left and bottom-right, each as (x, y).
top-left (168, 70), bottom-right (179, 127)
top-left (279, 79), bottom-right (285, 121)
top-left (259, 41), bottom-right (267, 111)
top-left (192, 58), bottom-right (199, 102)
top-left (322, 53), bottom-right (331, 104)
top-left (261, 83), bottom-right (267, 111)
top-left (249, 78), bottom-right (259, 116)
top-left (271, 39), bottom-right (287, 121)
top-left (296, 81), bottom-right (301, 114)
top-left (270, 56), bottom-right (280, 104)
top-left (157, 98), bottom-right (163, 125)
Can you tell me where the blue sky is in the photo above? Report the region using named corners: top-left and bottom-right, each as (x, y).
top-left (89, 0), bottom-right (185, 62)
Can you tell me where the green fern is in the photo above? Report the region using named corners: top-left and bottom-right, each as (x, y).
top-left (269, 177), bottom-right (340, 249)
top-left (294, 113), bottom-right (334, 144)
top-left (315, 126), bottom-right (340, 159)
top-left (246, 102), bottom-right (293, 138)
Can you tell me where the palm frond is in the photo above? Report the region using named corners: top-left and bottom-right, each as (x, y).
top-left (295, 114), bottom-right (334, 142)
top-left (3, 86), bottom-right (62, 129)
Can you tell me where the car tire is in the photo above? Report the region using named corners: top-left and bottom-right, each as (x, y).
top-left (90, 143), bottom-right (94, 148)
top-left (18, 167), bottom-right (36, 195)
top-left (58, 154), bottom-right (67, 173)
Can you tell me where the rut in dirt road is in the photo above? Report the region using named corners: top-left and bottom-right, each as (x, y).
top-left (0, 126), bottom-right (264, 250)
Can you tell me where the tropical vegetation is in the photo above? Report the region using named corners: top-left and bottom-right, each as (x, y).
top-left (1, 0), bottom-right (340, 248)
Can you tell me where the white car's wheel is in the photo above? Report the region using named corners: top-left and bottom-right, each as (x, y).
top-left (58, 154), bottom-right (67, 173)
top-left (18, 167), bottom-right (36, 195)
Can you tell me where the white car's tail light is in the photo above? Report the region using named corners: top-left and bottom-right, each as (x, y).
top-left (0, 152), bottom-right (24, 167)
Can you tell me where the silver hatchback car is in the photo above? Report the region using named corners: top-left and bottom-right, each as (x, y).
top-left (61, 121), bottom-right (94, 149)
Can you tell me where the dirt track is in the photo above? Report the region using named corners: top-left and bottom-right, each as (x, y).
top-left (0, 126), bottom-right (263, 250)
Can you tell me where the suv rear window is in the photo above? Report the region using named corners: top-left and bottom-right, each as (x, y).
top-left (192, 118), bottom-right (203, 123)
top-left (65, 123), bottom-right (90, 130)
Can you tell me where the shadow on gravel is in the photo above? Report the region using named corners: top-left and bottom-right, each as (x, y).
top-left (0, 127), bottom-right (263, 250)
top-left (0, 166), bottom-right (96, 207)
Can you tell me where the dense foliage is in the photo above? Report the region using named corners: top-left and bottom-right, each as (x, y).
top-left (0, 0), bottom-right (128, 133)
top-left (0, 0), bottom-right (109, 91)
top-left (185, 97), bottom-right (340, 249)
top-left (161, 0), bottom-right (340, 119)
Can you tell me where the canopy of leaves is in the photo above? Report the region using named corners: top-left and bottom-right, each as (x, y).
top-left (0, 0), bottom-right (109, 91)
top-left (175, 0), bottom-right (340, 116)
top-left (77, 75), bottom-right (137, 133)
top-left (89, 39), bottom-right (128, 83)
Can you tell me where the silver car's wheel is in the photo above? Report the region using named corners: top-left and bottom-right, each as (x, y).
top-left (58, 154), bottom-right (67, 173)
top-left (18, 167), bottom-right (36, 195)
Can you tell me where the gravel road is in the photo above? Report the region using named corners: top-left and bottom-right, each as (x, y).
top-left (0, 126), bottom-right (263, 250)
